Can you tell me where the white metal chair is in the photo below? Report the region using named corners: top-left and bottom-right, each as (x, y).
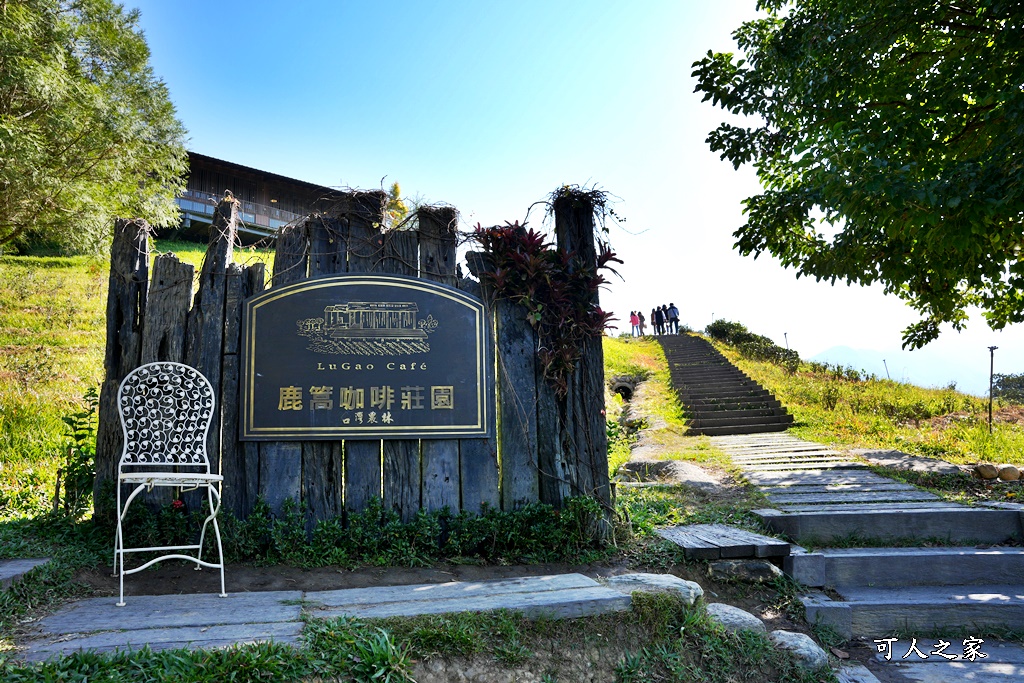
top-left (113, 361), bottom-right (226, 606)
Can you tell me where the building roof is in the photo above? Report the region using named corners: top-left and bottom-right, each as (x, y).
top-left (188, 151), bottom-right (341, 196)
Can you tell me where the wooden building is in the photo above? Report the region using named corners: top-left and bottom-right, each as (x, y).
top-left (175, 152), bottom-right (342, 242)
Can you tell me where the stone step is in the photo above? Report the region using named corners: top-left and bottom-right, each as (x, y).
top-left (689, 422), bottom-right (792, 436)
top-left (678, 388), bottom-right (773, 400)
top-left (765, 490), bottom-right (939, 506)
top-left (689, 414), bottom-right (793, 429)
top-left (731, 451), bottom-right (842, 461)
top-left (684, 398), bottom-right (783, 410)
top-left (675, 378), bottom-right (757, 390)
top-left (755, 507), bottom-right (1023, 545)
top-left (803, 585), bottom-right (1024, 639)
top-left (687, 408), bottom-right (784, 420)
top-left (760, 482), bottom-right (920, 495)
top-left (306, 574), bottom-right (631, 621)
top-left (739, 461), bottom-right (867, 472)
top-left (773, 501), bottom-right (967, 513)
top-left (787, 547), bottom-right (1024, 588)
top-left (0, 558), bottom-right (49, 591)
top-left (656, 523), bottom-right (790, 560)
top-left (744, 471), bottom-right (889, 486)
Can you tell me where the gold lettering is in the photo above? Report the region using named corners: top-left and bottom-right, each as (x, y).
top-left (341, 362), bottom-right (351, 370)
top-left (387, 363), bottom-right (395, 370)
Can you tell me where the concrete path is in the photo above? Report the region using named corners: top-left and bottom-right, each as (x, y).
top-left (17, 573), bottom-right (631, 662)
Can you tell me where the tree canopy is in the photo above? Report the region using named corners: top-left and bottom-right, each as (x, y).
top-left (693, 0), bottom-right (1024, 348)
top-left (0, 0), bottom-right (187, 254)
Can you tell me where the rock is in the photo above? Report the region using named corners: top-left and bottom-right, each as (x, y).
top-left (769, 630), bottom-right (829, 670)
top-left (854, 449), bottom-right (961, 476)
top-left (704, 602), bottom-right (765, 633)
top-left (975, 463), bottom-right (999, 480)
top-left (604, 573), bottom-right (703, 606)
top-left (998, 465), bottom-right (1021, 481)
top-left (708, 560), bottom-right (784, 583)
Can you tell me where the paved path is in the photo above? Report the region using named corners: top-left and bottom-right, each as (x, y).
top-left (16, 573), bottom-right (631, 662)
top-left (713, 432), bottom-right (1024, 682)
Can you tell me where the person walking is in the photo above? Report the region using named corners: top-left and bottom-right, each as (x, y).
top-left (652, 307), bottom-right (664, 335)
top-left (637, 310), bottom-right (646, 336)
top-left (663, 305), bottom-right (679, 335)
top-left (629, 311), bottom-right (640, 337)
top-left (667, 303), bottom-right (680, 334)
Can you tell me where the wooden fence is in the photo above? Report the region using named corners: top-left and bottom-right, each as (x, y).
top-left (94, 190), bottom-right (611, 524)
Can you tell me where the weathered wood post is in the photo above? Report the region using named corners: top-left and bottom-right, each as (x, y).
top-left (301, 214), bottom-right (346, 528)
top-left (380, 226), bottom-right (422, 521)
top-left (260, 221), bottom-right (309, 514)
top-left (461, 252), bottom-right (501, 514)
top-left (552, 191), bottom-right (611, 514)
top-left (343, 191), bottom-right (387, 514)
top-left (417, 207), bottom-right (462, 512)
top-left (185, 194), bottom-right (238, 482)
top-left (94, 219), bottom-right (150, 517)
top-left (136, 252), bottom-right (195, 509)
top-left (221, 262), bottom-right (264, 518)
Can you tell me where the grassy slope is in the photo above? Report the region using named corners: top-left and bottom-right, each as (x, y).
top-left (0, 241), bottom-right (272, 519)
top-left (713, 340), bottom-right (1024, 466)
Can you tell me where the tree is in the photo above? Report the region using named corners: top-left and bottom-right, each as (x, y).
top-left (693, 0), bottom-right (1024, 348)
top-left (0, 0), bottom-right (186, 254)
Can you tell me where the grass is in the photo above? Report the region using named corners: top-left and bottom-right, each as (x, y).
top-left (713, 339), bottom-right (1024, 467)
top-left (0, 240), bottom-right (273, 522)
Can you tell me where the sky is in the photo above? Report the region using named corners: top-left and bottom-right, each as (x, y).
top-left (126, 0), bottom-right (1024, 396)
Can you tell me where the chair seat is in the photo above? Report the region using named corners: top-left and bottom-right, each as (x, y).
top-left (119, 471), bottom-right (224, 486)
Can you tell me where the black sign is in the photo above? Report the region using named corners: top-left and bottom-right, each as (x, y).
top-left (240, 274), bottom-right (493, 440)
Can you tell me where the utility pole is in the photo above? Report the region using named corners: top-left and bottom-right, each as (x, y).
top-left (989, 346), bottom-right (998, 434)
top-left (784, 332), bottom-right (788, 350)
top-left (883, 359), bottom-right (890, 380)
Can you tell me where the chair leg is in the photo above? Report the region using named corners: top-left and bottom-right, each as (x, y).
top-left (204, 485), bottom-right (227, 597)
top-left (115, 482), bottom-right (126, 606)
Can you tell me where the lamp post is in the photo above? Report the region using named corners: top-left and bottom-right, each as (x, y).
top-left (883, 359), bottom-right (890, 380)
top-left (989, 346), bottom-right (998, 434)
top-left (784, 332), bottom-right (788, 350)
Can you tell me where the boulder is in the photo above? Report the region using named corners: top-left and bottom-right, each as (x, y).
top-left (998, 465), bottom-right (1021, 481)
top-left (604, 573), bottom-right (703, 606)
top-left (769, 630), bottom-right (829, 670)
top-left (975, 463), bottom-right (999, 480)
top-left (708, 559), bottom-right (784, 583)
top-left (704, 603), bottom-right (765, 633)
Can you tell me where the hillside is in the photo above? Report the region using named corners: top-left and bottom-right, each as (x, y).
top-left (704, 333), bottom-right (1024, 470)
top-left (0, 242), bottom-right (273, 518)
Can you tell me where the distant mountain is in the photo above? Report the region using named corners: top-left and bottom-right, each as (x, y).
top-left (808, 345), bottom-right (989, 397)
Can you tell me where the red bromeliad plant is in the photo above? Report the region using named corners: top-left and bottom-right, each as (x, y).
top-left (471, 221), bottom-right (621, 397)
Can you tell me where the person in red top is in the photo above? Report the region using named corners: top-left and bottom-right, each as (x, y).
top-left (629, 311), bottom-right (640, 337)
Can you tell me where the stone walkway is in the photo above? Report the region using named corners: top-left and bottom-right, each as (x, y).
top-left (712, 432), bottom-right (1024, 682)
top-left (16, 573), bottom-right (636, 662)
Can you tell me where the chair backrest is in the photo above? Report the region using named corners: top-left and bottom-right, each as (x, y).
top-left (117, 362), bottom-right (216, 470)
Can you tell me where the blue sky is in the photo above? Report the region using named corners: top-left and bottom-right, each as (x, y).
top-left (128, 0), bottom-right (1024, 396)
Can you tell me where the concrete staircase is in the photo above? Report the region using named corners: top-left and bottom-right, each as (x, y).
top-left (713, 434), bottom-right (1024, 639)
top-left (658, 335), bottom-right (793, 436)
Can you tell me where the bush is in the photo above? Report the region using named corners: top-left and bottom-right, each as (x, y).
top-left (705, 319), bottom-right (798, 372)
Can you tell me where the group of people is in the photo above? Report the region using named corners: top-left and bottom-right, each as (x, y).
top-left (629, 304), bottom-right (679, 336)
